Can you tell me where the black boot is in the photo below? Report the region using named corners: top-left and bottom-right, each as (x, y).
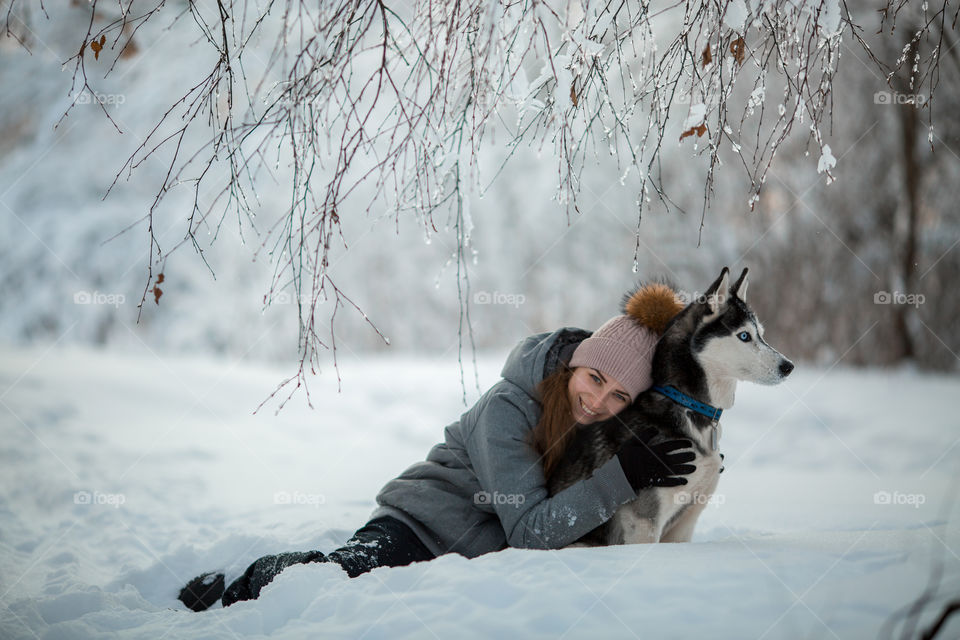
top-left (221, 550), bottom-right (327, 607)
top-left (178, 572), bottom-right (226, 612)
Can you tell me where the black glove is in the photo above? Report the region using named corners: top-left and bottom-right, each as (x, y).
top-left (719, 452), bottom-right (725, 474)
top-left (616, 427), bottom-right (696, 491)
top-left (179, 572), bottom-right (225, 612)
top-left (221, 550), bottom-right (327, 607)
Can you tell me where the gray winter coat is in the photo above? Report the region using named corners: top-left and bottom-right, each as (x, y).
top-left (371, 328), bottom-right (638, 559)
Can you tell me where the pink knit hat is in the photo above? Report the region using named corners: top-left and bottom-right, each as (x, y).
top-left (568, 315), bottom-right (658, 400)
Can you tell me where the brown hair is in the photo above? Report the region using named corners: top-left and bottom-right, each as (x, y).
top-left (527, 366), bottom-right (578, 485)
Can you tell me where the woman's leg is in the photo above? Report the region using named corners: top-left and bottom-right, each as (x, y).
top-left (323, 515), bottom-right (435, 578)
top-left (179, 516), bottom-right (436, 610)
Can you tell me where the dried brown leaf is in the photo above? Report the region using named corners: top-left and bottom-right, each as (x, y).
top-left (680, 123), bottom-right (708, 141)
top-left (153, 272), bottom-right (164, 304)
top-left (90, 34), bottom-right (106, 60)
top-left (730, 37), bottom-right (746, 65)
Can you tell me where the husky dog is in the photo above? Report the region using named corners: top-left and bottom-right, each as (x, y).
top-left (549, 267), bottom-right (794, 545)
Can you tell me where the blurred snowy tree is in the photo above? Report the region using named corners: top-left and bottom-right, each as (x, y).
top-left (740, 0), bottom-right (960, 371)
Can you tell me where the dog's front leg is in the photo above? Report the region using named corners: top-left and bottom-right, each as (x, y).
top-left (660, 463), bottom-right (721, 543)
top-left (607, 500), bottom-right (662, 544)
top-left (659, 503), bottom-right (703, 543)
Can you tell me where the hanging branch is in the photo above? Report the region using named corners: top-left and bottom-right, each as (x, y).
top-left (5, 0), bottom-right (951, 405)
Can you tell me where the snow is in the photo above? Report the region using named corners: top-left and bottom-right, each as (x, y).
top-left (723, 0), bottom-right (749, 32)
top-left (1, 344), bottom-right (958, 639)
top-left (682, 104), bottom-right (708, 130)
top-left (817, 144), bottom-right (837, 174)
top-left (821, 0), bottom-right (844, 37)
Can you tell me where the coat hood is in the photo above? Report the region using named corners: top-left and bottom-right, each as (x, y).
top-left (500, 328), bottom-right (590, 400)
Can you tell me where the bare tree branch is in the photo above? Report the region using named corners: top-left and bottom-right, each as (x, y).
top-left (6, 0), bottom-right (953, 404)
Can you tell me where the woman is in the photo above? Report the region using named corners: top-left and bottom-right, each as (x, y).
top-left (179, 285), bottom-right (695, 611)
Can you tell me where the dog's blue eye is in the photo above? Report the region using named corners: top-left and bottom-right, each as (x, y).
top-left (738, 331), bottom-right (751, 342)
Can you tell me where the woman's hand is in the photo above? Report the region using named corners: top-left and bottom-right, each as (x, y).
top-left (616, 427), bottom-right (697, 491)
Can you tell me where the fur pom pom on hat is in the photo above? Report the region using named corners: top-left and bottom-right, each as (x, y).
top-left (569, 283), bottom-right (685, 400)
top-left (622, 282), bottom-right (686, 334)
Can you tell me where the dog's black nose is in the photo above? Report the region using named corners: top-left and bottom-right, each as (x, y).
top-left (779, 360), bottom-right (795, 377)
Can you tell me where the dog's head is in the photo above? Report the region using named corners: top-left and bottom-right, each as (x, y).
top-left (665, 267), bottom-right (794, 385)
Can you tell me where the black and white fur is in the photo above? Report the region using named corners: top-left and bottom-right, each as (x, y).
top-left (549, 267), bottom-right (794, 545)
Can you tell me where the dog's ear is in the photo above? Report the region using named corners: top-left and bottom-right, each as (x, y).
top-left (702, 267), bottom-right (730, 317)
top-left (731, 267), bottom-right (749, 301)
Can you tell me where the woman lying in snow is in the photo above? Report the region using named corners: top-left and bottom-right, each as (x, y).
top-left (179, 286), bottom-right (697, 611)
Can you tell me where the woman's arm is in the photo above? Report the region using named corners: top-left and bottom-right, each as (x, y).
top-left (465, 391), bottom-right (637, 549)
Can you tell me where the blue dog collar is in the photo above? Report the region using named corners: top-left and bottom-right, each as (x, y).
top-left (650, 385), bottom-right (723, 422)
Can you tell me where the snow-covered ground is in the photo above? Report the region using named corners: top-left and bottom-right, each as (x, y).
top-left (0, 344), bottom-right (957, 639)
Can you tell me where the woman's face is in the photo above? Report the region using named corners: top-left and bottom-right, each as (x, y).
top-left (567, 367), bottom-right (631, 425)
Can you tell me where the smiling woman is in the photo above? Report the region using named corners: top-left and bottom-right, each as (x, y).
top-left (179, 284), bottom-right (696, 612)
